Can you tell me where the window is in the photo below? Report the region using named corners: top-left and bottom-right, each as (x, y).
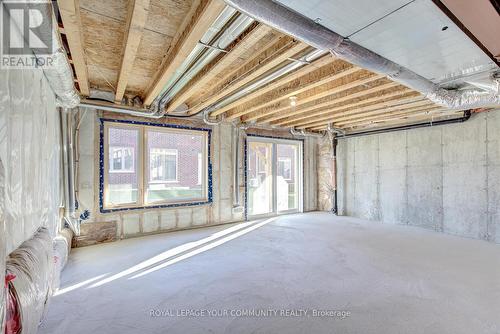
top-left (109, 147), bottom-right (134, 172)
top-left (102, 121), bottom-right (210, 211)
top-left (278, 157), bottom-right (292, 180)
top-left (150, 149), bottom-right (178, 182)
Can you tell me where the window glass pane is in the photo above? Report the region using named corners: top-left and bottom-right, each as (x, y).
top-left (277, 144), bottom-right (298, 211)
top-left (248, 142), bottom-right (273, 216)
top-left (165, 155), bottom-right (177, 181)
top-left (107, 127), bottom-right (139, 205)
top-left (112, 149), bottom-right (122, 170)
top-left (123, 148), bottom-right (133, 170)
top-left (146, 129), bottom-right (205, 203)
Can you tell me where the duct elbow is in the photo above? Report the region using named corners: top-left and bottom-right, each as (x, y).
top-left (290, 127), bottom-right (325, 138)
top-left (203, 108), bottom-right (224, 125)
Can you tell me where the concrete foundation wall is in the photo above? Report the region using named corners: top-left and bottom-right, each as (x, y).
top-left (337, 110), bottom-right (500, 243)
top-left (77, 111), bottom-right (318, 244)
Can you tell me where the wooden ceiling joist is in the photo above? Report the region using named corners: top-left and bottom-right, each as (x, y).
top-left (142, 0), bottom-right (226, 106)
top-left (242, 74), bottom-right (388, 123)
top-left (225, 63), bottom-right (361, 120)
top-left (267, 82), bottom-right (403, 125)
top-left (186, 38), bottom-right (310, 115)
top-left (334, 105), bottom-right (442, 127)
top-left (334, 106), bottom-right (446, 129)
top-left (115, 0), bottom-right (151, 103)
top-left (212, 54), bottom-right (336, 116)
top-left (209, 54), bottom-right (337, 117)
top-left (57, 0), bottom-right (90, 96)
top-left (164, 22), bottom-right (272, 114)
top-left (305, 100), bottom-right (436, 130)
top-left (344, 111), bottom-right (463, 132)
top-left (293, 94), bottom-right (426, 129)
top-left (286, 90), bottom-right (420, 128)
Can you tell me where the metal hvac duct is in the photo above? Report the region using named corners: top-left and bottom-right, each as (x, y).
top-left (290, 127), bottom-right (325, 138)
top-left (222, 0), bottom-right (500, 110)
top-left (204, 49), bottom-right (327, 115)
top-left (151, 7), bottom-right (255, 115)
top-left (61, 108), bottom-right (80, 236)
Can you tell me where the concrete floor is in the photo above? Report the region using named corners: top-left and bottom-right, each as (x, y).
top-left (39, 212), bottom-right (500, 334)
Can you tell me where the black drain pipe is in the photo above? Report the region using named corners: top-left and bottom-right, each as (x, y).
top-left (332, 135), bottom-right (338, 215)
top-left (339, 110), bottom-right (472, 139)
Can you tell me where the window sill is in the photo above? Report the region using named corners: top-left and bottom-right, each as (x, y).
top-left (101, 198), bottom-right (211, 213)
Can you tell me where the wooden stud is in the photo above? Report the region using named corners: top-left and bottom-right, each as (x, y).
top-left (115, 0), bottom-right (151, 103)
top-left (142, 0), bottom-right (226, 106)
top-left (57, 0), bottom-right (90, 96)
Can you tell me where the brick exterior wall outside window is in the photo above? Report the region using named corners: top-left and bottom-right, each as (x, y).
top-left (108, 128), bottom-right (204, 188)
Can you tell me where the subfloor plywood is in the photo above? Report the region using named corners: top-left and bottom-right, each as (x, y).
top-left (39, 212), bottom-right (500, 334)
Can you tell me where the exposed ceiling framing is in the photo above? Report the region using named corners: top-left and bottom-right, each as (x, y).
top-left (57, 0), bottom-right (485, 133)
top-left (57, 0), bottom-right (90, 96)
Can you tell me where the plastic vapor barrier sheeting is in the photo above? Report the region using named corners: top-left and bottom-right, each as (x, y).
top-left (1, 159), bottom-right (6, 334)
top-left (0, 66), bottom-right (61, 253)
top-left (6, 228), bottom-right (54, 334)
top-left (1, 50), bottom-right (62, 332)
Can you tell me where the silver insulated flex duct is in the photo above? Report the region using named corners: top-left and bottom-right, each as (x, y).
top-left (223, 0), bottom-right (499, 109)
top-left (5, 1), bottom-right (80, 108)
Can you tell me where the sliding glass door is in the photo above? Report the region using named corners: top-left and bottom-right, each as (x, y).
top-left (247, 137), bottom-right (303, 219)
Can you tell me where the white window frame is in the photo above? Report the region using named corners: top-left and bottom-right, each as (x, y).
top-left (246, 137), bottom-right (303, 219)
top-left (103, 122), bottom-right (209, 210)
top-left (109, 146), bottom-right (135, 173)
top-left (197, 153), bottom-right (203, 185)
top-left (278, 157), bottom-right (292, 181)
top-left (149, 148), bottom-right (178, 183)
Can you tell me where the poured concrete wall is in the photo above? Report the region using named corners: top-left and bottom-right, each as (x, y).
top-left (337, 110), bottom-right (500, 243)
top-left (77, 110), bottom-right (318, 243)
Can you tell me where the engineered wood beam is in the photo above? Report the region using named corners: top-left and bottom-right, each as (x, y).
top-left (114, 0), bottom-right (151, 103)
top-left (57, 0), bottom-right (90, 96)
top-left (142, 0), bottom-right (226, 106)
